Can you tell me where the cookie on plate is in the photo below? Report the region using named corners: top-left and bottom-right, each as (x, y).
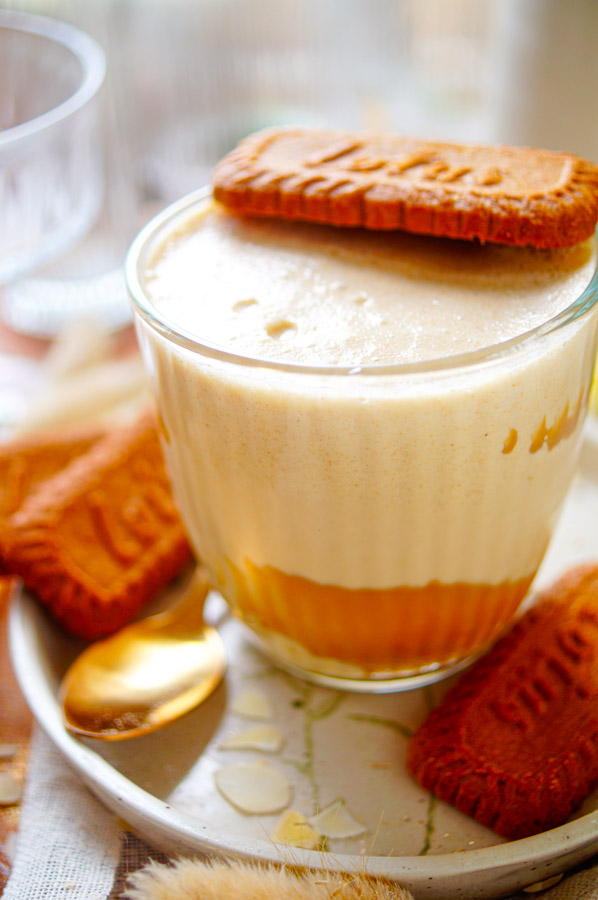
top-left (0, 426), bottom-right (104, 575)
top-left (407, 564), bottom-right (598, 839)
top-left (1, 415), bottom-right (192, 639)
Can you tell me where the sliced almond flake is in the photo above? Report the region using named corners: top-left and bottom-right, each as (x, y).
top-left (230, 688), bottom-right (273, 720)
top-left (219, 724), bottom-right (284, 752)
top-left (270, 809), bottom-right (321, 850)
top-left (309, 800), bottom-right (366, 838)
top-left (0, 774), bottom-right (21, 806)
top-left (214, 759), bottom-right (291, 814)
top-left (0, 744), bottom-right (18, 760)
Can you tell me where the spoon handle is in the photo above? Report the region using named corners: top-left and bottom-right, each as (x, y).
top-left (149, 567), bottom-right (212, 634)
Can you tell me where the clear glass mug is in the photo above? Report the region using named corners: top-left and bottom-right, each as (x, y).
top-left (0, 10), bottom-right (105, 286)
top-left (127, 189), bottom-right (598, 691)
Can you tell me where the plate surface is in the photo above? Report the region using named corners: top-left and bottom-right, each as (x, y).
top-left (9, 422), bottom-right (598, 900)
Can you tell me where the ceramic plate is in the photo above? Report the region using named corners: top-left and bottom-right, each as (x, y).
top-left (9, 422), bottom-right (598, 900)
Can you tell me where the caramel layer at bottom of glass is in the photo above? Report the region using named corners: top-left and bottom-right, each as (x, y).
top-left (227, 560), bottom-right (534, 676)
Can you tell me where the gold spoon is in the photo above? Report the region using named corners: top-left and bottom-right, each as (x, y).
top-left (59, 568), bottom-right (226, 740)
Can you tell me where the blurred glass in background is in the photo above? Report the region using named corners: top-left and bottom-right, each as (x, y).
top-left (4, 0), bottom-right (598, 206)
top-left (0, 0), bottom-right (596, 334)
top-left (0, 11), bottom-right (105, 284)
top-left (0, 0), bottom-right (503, 209)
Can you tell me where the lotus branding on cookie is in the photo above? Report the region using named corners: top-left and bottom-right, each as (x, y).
top-left (213, 127), bottom-right (598, 247)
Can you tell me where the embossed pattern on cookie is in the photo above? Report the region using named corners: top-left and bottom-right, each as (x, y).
top-left (1, 416), bottom-right (192, 639)
top-left (213, 128), bottom-right (598, 248)
top-left (0, 428), bottom-right (104, 575)
top-left (406, 564), bottom-right (598, 839)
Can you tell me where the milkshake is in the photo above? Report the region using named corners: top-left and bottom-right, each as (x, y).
top-left (128, 190), bottom-right (598, 689)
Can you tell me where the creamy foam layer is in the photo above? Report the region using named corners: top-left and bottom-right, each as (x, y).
top-left (139, 197), bottom-right (598, 596)
top-left (145, 202), bottom-right (596, 366)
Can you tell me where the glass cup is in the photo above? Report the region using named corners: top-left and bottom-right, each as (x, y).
top-left (127, 189), bottom-right (598, 691)
top-left (0, 10), bottom-right (105, 286)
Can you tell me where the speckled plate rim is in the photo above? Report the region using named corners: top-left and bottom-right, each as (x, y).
top-left (9, 424), bottom-right (598, 899)
top-left (11, 592), bottom-right (598, 900)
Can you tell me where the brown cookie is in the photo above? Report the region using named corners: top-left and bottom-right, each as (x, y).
top-left (1, 415), bottom-right (192, 639)
top-left (212, 127), bottom-right (598, 248)
top-left (0, 427), bottom-right (104, 575)
top-left (406, 564), bottom-right (598, 839)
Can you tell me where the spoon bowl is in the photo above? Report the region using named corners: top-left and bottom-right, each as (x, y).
top-left (59, 568), bottom-right (226, 740)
